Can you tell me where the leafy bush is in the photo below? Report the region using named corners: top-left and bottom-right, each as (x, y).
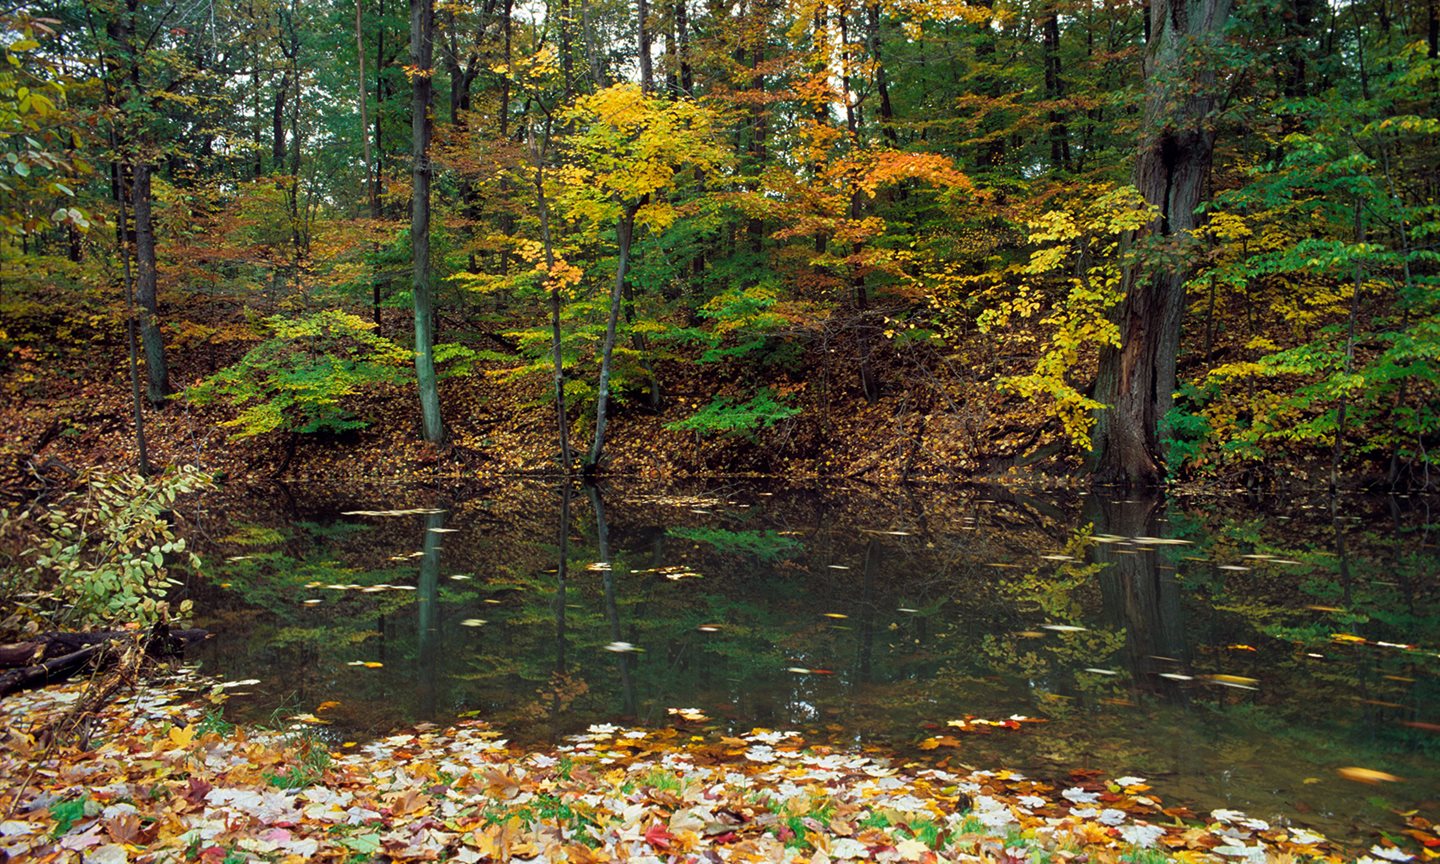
top-left (190, 310), bottom-right (408, 439)
top-left (0, 466), bottom-right (213, 634)
top-left (665, 388), bottom-right (800, 439)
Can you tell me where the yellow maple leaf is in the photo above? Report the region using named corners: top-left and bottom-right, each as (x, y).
top-left (168, 724), bottom-right (196, 748)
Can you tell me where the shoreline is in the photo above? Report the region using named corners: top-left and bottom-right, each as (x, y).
top-left (0, 671), bottom-right (1403, 864)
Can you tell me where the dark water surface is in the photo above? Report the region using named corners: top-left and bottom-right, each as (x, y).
top-left (184, 481), bottom-right (1439, 846)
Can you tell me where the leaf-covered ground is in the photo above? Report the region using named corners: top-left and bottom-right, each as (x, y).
top-left (2, 671), bottom-right (1421, 864)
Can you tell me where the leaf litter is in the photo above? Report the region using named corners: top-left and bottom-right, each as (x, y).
top-left (0, 670), bottom-right (1418, 864)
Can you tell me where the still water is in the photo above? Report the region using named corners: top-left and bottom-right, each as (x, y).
top-left (185, 482), bottom-right (1438, 846)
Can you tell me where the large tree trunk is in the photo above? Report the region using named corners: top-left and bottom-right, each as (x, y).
top-left (1090, 0), bottom-right (1231, 487)
top-left (412, 0), bottom-right (445, 444)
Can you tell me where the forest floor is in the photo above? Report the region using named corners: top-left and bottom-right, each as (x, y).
top-left (0, 314), bottom-right (1097, 496)
top-left (1, 668), bottom-right (1393, 864)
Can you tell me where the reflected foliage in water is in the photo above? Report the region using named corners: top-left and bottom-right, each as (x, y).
top-left (187, 483), bottom-right (1440, 843)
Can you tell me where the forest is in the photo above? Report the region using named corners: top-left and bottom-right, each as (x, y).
top-left (2, 2), bottom-right (1440, 859)
top-left (0, 0), bottom-right (1433, 490)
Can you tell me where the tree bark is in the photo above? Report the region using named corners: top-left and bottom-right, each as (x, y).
top-left (638, 0), bottom-right (655, 92)
top-left (532, 124), bottom-right (573, 473)
top-left (675, 0), bottom-right (693, 95)
top-left (412, 0), bottom-right (445, 444)
top-left (1090, 0), bottom-right (1231, 487)
top-left (272, 69), bottom-right (290, 170)
top-left (866, 3), bottom-right (898, 145)
top-left (1041, 2), bottom-right (1071, 170)
top-left (132, 164), bottom-right (169, 406)
top-left (586, 204), bottom-right (640, 474)
top-left (357, 0), bottom-right (384, 330)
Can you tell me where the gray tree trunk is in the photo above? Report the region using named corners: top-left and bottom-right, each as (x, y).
top-left (412, 0), bottom-right (445, 443)
top-left (1090, 0), bottom-right (1231, 487)
top-left (132, 163), bottom-right (169, 406)
top-left (585, 205), bottom-right (639, 474)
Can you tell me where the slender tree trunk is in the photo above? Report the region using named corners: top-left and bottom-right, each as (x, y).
top-left (445, 3), bottom-right (462, 122)
top-left (272, 70), bottom-right (290, 170)
top-left (1042, 2), bottom-right (1071, 170)
top-left (532, 125), bottom-right (573, 473)
top-left (132, 163), bottom-right (169, 406)
top-left (1090, 0), bottom-right (1231, 487)
top-left (676, 0), bottom-right (693, 95)
top-left (412, 0), bottom-right (445, 444)
top-left (117, 166), bottom-right (151, 476)
top-left (586, 204), bottom-right (640, 474)
top-left (972, 0), bottom-right (1005, 167)
top-left (497, 0), bottom-right (515, 275)
top-left (375, 0), bottom-right (387, 212)
top-left (358, 0), bottom-right (375, 210)
top-left (559, 0), bottom-right (575, 96)
top-left (866, 3), bottom-right (898, 145)
top-left (664, 3), bottom-right (677, 94)
top-left (1332, 202), bottom-right (1364, 492)
top-left (580, 0), bottom-right (606, 87)
top-left (357, 0), bottom-right (383, 330)
top-left (99, 4), bottom-right (150, 471)
top-left (286, 29), bottom-right (303, 261)
top-left (638, 0), bottom-right (654, 91)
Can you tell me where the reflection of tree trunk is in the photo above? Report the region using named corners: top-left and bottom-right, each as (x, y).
top-left (555, 485), bottom-right (571, 677)
top-left (587, 484), bottom-right (637, 716)
top-left (1331, 496), bottom-right (1352, 609)
top-left (1088, 494), bottom-right (1189, 700)
top-left (856, 538), bottom-right (877, 682)
top-left (416, 509), bottom-right (446, 719)
top-left (551, 484), bottom-right (571, 733)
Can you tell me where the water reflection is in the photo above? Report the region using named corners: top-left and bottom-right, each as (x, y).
top-left (189, 482), bottom-right (1440, 844)
top-left (1089, 497), bottom-right (1191, 699)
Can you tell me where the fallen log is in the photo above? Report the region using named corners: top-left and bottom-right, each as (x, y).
top-left (0, 626), bottom-right (211, 698)
top-left (0, 628), bottom-right (210, 669)
top-left (0, 644), bottom-right (105, 697)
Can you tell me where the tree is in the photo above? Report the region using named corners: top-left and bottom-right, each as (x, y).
top-left (411, 0), bottom-right (444, 444)
top-left (558, 84), bottom-right (725, 474)
top-left (1088, 0), bottom-right (1233, 487)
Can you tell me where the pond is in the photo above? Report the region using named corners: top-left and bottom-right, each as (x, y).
top-left (183, 481), bottom-right (1440, 847)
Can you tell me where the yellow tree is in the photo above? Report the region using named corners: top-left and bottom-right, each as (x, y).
top-left (558, 83), bottom-right (727, 474)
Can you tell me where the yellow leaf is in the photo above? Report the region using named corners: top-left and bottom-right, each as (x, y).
top-left (168, 725), bottom-right (195, 748)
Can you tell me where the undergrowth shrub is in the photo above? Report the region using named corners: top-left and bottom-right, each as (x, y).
top-left (0, 466), bottom-right (212, 636)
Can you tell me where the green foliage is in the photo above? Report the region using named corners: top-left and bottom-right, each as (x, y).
top-left (665, 526), bottom-right (803, 561)
top-left (0, 466), bottom-right (211, 634)
top-left (665, 389), bottom-right (800, 439)
top-left (190, 310), bottom-right (409, 440)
